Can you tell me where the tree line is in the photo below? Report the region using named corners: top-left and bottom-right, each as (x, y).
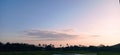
top-left (0, 42), bottom-right (120, 52)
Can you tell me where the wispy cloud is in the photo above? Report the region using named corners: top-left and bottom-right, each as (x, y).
top-left (24, 29), bottom-right (78, 41)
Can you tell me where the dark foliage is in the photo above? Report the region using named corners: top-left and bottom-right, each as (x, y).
top-left (0, 42), bottom-right (120, 52)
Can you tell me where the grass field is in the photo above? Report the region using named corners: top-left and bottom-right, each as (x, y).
top-left (0, 51), bottom-right (120, 55)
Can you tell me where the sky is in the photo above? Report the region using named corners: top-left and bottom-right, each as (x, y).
top-left (0, 0), bottom-right (120, 47)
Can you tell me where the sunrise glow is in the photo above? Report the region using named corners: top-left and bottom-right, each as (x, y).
top-left (0, 0), bottom-right (120, 47)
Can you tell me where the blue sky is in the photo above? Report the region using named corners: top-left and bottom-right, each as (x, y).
top-left (0, 0), bottom-right (120, 46)
top-left (0, 0), bottom-right (102, 31)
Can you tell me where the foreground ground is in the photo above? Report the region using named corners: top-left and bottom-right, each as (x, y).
top-left (0, 51), bottom-right (120, 55)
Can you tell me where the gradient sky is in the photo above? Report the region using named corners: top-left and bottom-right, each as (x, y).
top-left (0, 0), bottom-right (120, 47)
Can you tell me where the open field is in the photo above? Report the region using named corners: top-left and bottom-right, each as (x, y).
top-left (0, 51), bottom-right (120, 55)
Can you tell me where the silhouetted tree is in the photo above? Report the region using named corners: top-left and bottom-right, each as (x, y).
top-left (0, 42), bottom-right (120, 52)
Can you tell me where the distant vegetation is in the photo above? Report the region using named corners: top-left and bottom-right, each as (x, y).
top-left (0, 42), bottom-right (120, 52)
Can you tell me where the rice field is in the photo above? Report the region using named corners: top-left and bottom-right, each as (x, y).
top-left (0, 51), bottom-right (120, 55)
